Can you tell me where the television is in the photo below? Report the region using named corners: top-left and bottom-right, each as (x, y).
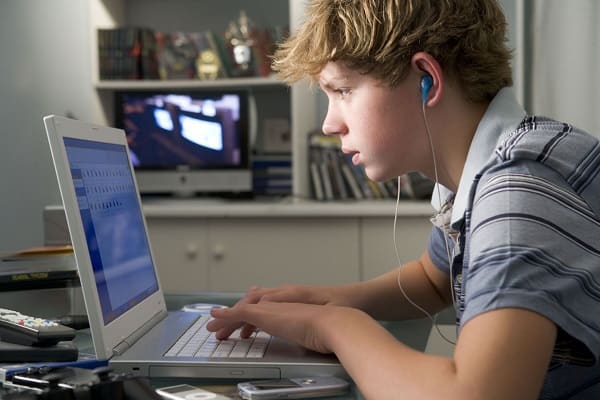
top-left (114, 89), bottom-right (252, 197)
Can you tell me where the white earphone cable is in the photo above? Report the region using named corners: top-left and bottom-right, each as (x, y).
top-left (392, 99), bottom-right (456, 346)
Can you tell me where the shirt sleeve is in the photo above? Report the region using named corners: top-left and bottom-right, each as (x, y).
top-left (462, 160), bottom-right (600, 362)
top-left (427, 225), bottom-right (450, 274)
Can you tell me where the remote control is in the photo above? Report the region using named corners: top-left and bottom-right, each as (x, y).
top-left (0, 308), bottom-right (76, 346)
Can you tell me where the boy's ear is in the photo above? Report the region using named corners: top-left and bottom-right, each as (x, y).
top-left (411, 52), bottom-right (443, 106)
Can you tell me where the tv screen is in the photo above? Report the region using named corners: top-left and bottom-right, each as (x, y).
top-left (114, 90), bottom-right (252, 196)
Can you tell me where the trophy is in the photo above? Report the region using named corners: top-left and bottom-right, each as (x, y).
top-left (189, 31), bottom-right (224, 80)
top-left (225, 10), bottom-right (256, 76)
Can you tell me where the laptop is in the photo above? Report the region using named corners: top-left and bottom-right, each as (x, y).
top-left (43, 115), bottom-right (344, 380)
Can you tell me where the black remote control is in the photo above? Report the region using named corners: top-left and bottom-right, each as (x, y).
top-left (0, 308), bottom-right (76, 346)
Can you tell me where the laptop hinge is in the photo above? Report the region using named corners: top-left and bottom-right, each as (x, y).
top-left (112, 309), bottom-right (167, 356)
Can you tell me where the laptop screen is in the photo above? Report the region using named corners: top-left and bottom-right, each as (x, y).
top-left (63, 137), bottom-right (159, 325)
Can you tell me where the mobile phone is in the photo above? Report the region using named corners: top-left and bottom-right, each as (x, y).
top-left (237, 376), bottom-right (350, 399)
top-left (156, 384), bottom-right (233, 400)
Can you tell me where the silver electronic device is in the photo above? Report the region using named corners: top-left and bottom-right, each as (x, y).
top-left (44, 115), bottom-right (345, 380)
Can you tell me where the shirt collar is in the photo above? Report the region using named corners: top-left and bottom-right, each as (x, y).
top-left (430, 87), bottom-right (527, 225)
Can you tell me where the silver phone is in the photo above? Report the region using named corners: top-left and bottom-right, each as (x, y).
top-left (237, 376), bottom-right (350, 399)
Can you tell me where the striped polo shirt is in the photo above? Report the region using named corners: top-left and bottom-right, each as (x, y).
top-left (427, 87), bottom-right (600, 398)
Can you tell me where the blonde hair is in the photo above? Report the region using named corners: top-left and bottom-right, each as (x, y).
top-left (273, 0), bottom-right (513, 103)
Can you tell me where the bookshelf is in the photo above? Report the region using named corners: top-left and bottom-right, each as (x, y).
top-left (88, 0), bottom-right (318, 199)
top-left (85, 1), bottom-right (435, 290)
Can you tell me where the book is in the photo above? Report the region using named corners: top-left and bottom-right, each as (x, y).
top-left (308, 132), bottom-right (340, 201)
top-left (384, 179), bottom-right (399, 199)
top-left (406, 172), bottom-right (435, 199)
top-left (319, 152), bottom-right (334, 201)
top-left (325, 148), bottom-right (349, 200)
top-left (0, 270), bottom-right (78, 292)
top-left (346, 157), bottom-right (375, 199)
top-left (139, 28), bottom-right (160, 79)
top-left (309, 161), bottom-right (325, 201)
top-left (340, 159), bottom-right (364, 200)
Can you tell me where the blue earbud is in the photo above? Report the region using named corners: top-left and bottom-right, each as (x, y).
top-left (420, 75), bottom-right (433, 104)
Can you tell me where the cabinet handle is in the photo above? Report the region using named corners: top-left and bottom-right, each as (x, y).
top-left (185, 243), bottom-right (198, 259)
top-left (212, 244), bottom-right (225, 261)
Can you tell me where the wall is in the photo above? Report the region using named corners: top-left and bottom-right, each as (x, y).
top-left (529, 0), bottom-right (600, 137)
top-left (0, 1), bottom-right (93, 250)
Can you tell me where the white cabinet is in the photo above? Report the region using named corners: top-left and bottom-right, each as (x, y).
top-left (145, 218), bottom-right (211, 291)
top-left (360, 217), bottom-right (432, 280)
top-left (206, 218), bottom-right (360, 290)
top-left (143, 200), bottom-right (433, 292)
top-left (146, 217), bottom-right (361, 292)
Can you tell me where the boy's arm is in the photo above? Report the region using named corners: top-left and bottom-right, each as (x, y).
top-left (210, 290), bottom-right (557, 399)
top-left (328, 305), bottom-right (556, 400)
top-left (337, 251), bottom-right (452, 320)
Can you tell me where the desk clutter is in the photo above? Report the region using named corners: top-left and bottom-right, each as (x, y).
top-left (0, 246), bottom-right (77, 293)
top-left (0, 307), bottom-right (82, 364)
top-left (1, 366), bottom-right (162, 400)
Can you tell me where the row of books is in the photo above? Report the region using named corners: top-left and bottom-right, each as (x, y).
top-left (308, 133), bottom-right (434, 201)
top-left (97, 26), bottom-right (277, 81)
top-left (97, 27), bottom-right (159, 80)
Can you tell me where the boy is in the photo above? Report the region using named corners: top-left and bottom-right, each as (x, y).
top-left (208, 1), bottom-right (600, 398)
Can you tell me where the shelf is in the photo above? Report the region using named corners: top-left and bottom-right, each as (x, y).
top-left (139, 198), bottom-right (434, 218)
top-left (94, 76), bottom-right (285, 90)
top-left (47, 199), bottom-right (433, 219)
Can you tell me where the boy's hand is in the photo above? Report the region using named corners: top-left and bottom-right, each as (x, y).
top-left (205, 284), bottom-right (344, 340)
top-left (208, 301), bottom-right (365, 354)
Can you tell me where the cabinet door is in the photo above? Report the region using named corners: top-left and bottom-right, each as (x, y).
top-left (360, 216), bottom-right (432, 280)
top-left (207, 218), bottom-right (360, 291)
top-left (145, 218), bottom-right (210, 292)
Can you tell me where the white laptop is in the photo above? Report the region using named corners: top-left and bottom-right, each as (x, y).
top-left (43, 115), bottom-right (344, 380)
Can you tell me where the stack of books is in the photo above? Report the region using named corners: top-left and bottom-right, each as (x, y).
top-left (0, 245), bottom-right (78, 291)
top-left (252, 154), bottom-right (292, 197)
top-left (97, 27), bottom-right (159, 80)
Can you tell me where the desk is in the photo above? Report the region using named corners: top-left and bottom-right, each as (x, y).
top-left (1, 292), bottom-right (432, 399)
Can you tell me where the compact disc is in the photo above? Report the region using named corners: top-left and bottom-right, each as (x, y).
top-left (181, 303), bottom-right (227, 313)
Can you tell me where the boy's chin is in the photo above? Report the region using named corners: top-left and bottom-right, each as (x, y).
top-left (365, 168), bottom-right (396, 183)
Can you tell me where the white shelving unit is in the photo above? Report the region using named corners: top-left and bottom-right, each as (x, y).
top-left (88, 0), bottom-right (318, 199)
top-left (84, 1), bottom-right (436, 291)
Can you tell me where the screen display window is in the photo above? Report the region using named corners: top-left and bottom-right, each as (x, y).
top-left (115, 91), bottom-right (247, 170)
top-left (63, 137), bottom-right (159, 325)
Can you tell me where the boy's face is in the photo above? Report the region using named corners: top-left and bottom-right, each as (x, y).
top-left (318, 62), bottom-right (429, 181)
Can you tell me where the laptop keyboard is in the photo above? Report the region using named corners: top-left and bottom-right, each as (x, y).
top-left (164, 315), bottom-right (271, 358)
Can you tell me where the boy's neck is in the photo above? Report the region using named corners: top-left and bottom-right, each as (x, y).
top-left (428, 89), bottom-right (489, 192)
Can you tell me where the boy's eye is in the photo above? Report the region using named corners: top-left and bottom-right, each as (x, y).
top-left (335, 88), bottom-right (352, 97)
